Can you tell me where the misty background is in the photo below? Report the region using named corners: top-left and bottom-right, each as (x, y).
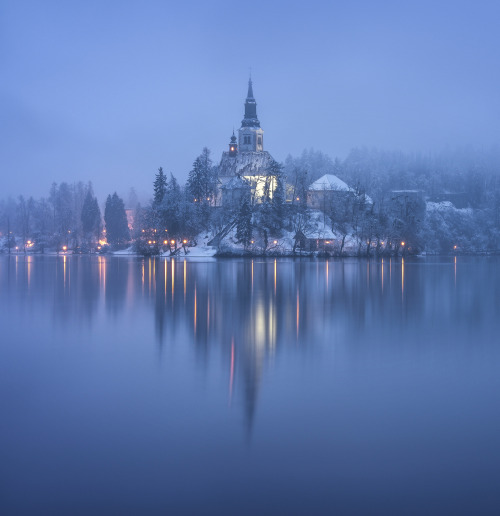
top-left (1, 0), bottom-right (500, 202)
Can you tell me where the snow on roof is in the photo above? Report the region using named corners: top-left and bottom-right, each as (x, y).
top-left (308, 174), bottom-right (350, 192)
top-left (218, 151), bottom-right (274, 178)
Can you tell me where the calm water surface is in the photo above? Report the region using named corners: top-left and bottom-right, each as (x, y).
top-left (1, 255), bottom-right (500, 515)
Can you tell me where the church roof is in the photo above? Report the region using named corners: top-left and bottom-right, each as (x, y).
top-left (219, 151), bottom-right (274, 178)
top-left (308, 174), bottom-right (351, 192)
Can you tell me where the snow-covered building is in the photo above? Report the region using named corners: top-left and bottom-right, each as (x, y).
top-left (307, 174), bottom-right (353, 210)
top-left (218, 79), bottom-right (277, 202)
top-left (307, 174), bottom-right (373, 211)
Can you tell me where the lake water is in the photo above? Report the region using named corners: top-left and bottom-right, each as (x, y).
top-left (1, 255), bottom-right (499, 515)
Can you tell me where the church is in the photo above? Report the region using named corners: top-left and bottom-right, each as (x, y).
top-left (218, 79), bottom-right (277, 204)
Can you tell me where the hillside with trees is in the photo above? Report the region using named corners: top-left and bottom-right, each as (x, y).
top-left (1, 146), bottom-right (500, 256)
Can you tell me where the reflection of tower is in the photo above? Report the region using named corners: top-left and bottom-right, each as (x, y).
top-left (241, 343), bottom-right (264, 437)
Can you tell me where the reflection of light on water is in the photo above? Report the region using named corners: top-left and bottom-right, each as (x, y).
top-left (164, 259), bottom-right (167, 302)
top-left (268, 300), bottom-right (276, 352)
top-left (229, 338), bottom-right (235, 405)
top-left (207, 295), bottom-right (210, 333)
top-left (251, 260), bottom-right (254, 292)
top-left (326, 261), bottom-right (329, 292)
top-left (401, 257), bottom-right (404, 297)
top-left (126, 259), bottom-right (134, 305)
top-left (141, 260), bottom-right (144, 293)
top-left (274, 259), bottom-right (276, 295)
top-left (184, 260), bottom-right (186, 302)
top-left (27, 255), bottom-right (31, 288)
top-left (171, 259), bottom-right (175, 300)
top-left (148, 259), bottom-right (151, 292)
top-left (381, 258), bottom-right (384, 293)
top-left (296, 289), bottom-right (299, 339)
top-left (63, 255), bottom-right (66, 288)
top-left (255, 302), bottom-right (266, 350)
top-left (454, 256), bottom-right (457, 286)
top-left (194, 285), bottom-right (197, 335)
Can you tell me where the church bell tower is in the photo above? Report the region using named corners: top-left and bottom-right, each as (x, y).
top-left (238, 78), bottom-right (264, 152)
top-left (228, 130), bottom-right (237, 157)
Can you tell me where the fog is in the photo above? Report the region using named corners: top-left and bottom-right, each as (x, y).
top-left (1, 0), bottom-right (499, 201)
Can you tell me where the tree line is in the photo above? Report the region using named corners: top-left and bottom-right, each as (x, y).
top-left (1, 145), bottom-right (500, 255)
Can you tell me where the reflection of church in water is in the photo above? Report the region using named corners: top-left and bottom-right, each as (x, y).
top-left (218, 79), bottom-right (277, 203)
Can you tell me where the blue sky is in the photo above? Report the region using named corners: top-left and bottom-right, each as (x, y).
top-left (1, 0), bottom-right (499, 202)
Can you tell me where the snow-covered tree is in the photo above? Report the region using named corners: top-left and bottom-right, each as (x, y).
top-left (104, 192), bottom-right (129, 245)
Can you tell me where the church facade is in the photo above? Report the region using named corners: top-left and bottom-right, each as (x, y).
top-left (218, 79), bottom-right (277, 204)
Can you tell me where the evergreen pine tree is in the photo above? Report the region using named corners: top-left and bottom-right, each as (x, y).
top-left (153, 167), bottom-right (167, 206)
top-left (236, 196), bottom-right (252, 248)
top-left (104, 192), bottom-right (129, 245)
top-left (81, 189), bottom-right (101, 244)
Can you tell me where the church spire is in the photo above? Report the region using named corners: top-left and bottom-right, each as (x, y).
top-left (247, 77), bottom-right (254, 99)
top-left (242, 77), bottom-right (260, 128)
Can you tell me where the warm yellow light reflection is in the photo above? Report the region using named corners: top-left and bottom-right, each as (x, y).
top-left (229, 338), bottom-right (235, 404)
top-left (171, 259), bottom-right (174, 299)
top-left (194, 286), bottom-right (197, 335)
top-left (381, 258), bottom-right (384, 292)
top-left (274, 259), bottom-right (277, 294)
top-left (401, 257), bottom-right (404, 296)
top-left (296, 290), bottom-right (299, 338)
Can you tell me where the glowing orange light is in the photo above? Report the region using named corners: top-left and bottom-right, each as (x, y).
top-left (274, 240), bottom-right (278, 244)
top-left (183, 239), bottom-right (187, 244)
top-left (148, 240), bottom-right (152, 244)
top-left (142, 229), bottom-right (145, 232)
top-left (97, 246), bottom-right (101, 250)
top-left (453, 245), bottom-right (457, 249)
top-left (401, 241), bottom-right (405, 246)
top-left (296, 197), bottom-right (300, 201)
top-left (251, 240), bottom-right (254, 244)
top-left (62, 246), bottom-right (67, 251)
top-left (164, 240), bottom-right (168, 244)
top-left (171, 240), bottom-right (175, 245)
